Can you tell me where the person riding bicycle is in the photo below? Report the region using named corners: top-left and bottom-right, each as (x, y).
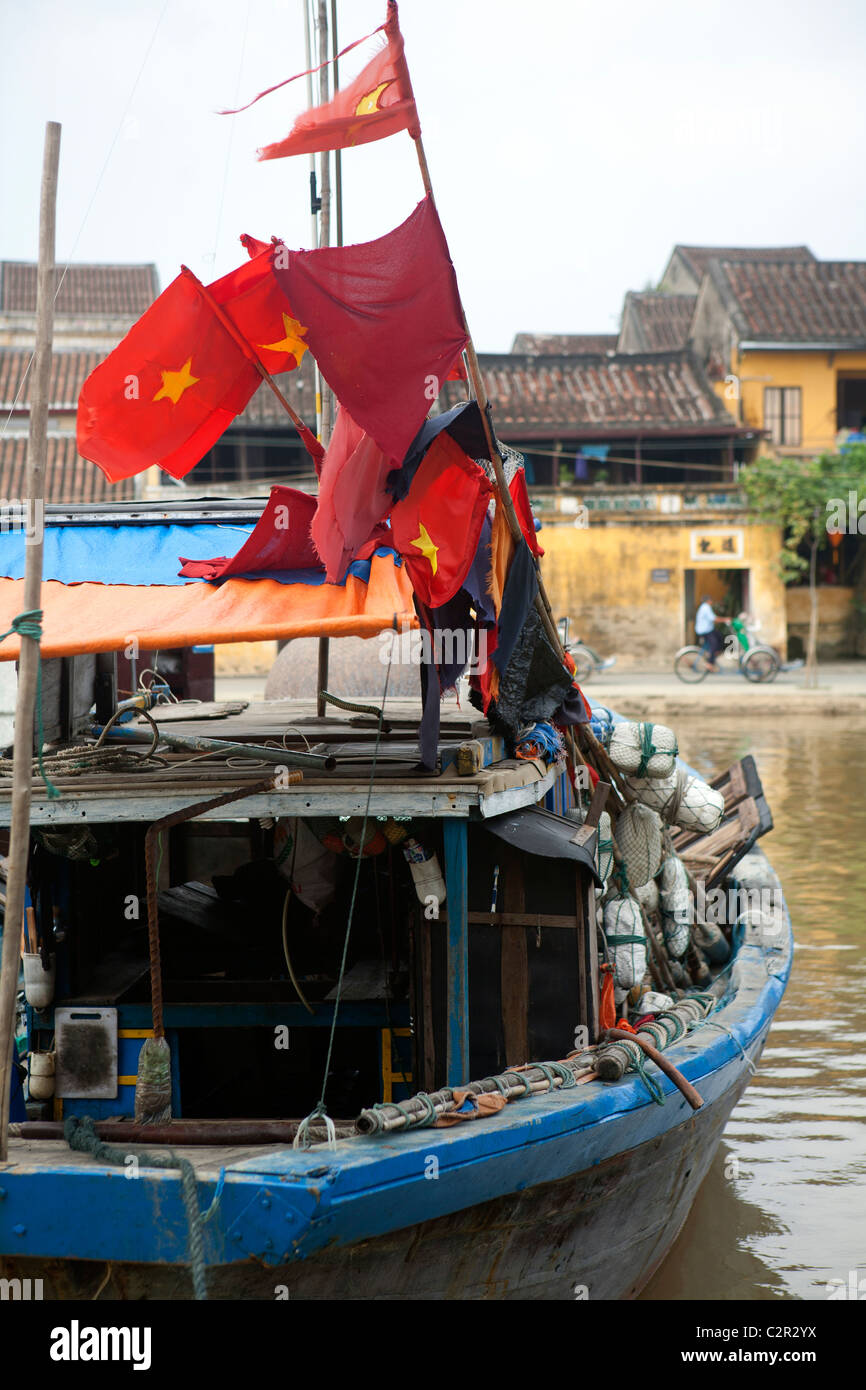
top-left (694, 595), bottom-right (729, 671)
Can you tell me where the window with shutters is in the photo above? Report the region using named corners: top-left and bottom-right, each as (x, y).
top-left (763, 386), bottom-right (802, 446)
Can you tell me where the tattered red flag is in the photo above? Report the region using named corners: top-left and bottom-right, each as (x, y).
top-left (311, 407), bottom-right (395, 583)
top-left (390, 432), bottom-right (493, 608)
top-left (258, 2), bottom-right (419, 161)
top-left (275, 197), bottom-right (467, 468)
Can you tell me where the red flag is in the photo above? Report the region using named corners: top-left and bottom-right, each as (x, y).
top-left (77, 245), bottom-right (306, 483)
top-left (390, 432), bottom-right (493, 607)
top-left (311, 407), bottom-right (395, 582)
top-left (275, 197), bottom-right (467, 467)
top-left (510, 468), bottom-right (543, 557)
top-left (178, 487), bottom-right (320, 579)
top-left (258, 2), bottom-right (419, 161)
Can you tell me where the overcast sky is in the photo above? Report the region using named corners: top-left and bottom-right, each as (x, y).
top-left (3, 0), bottom-right (865, 351)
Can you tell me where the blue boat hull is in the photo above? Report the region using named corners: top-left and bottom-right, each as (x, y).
top-left (0, 850), bottom-right (791, 1300)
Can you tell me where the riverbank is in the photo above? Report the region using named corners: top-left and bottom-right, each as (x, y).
top-left (214, 660), bottom-right (866, 721)
top-left (580, 660), bottom-right (866, 720)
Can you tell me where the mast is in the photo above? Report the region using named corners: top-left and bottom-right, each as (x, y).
top-left (0, 123), bottom-right (61, 1160)
top-left (313, 0), bottom-right (340, 716)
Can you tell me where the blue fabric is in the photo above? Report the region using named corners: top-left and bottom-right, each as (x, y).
top-left (0, 524), bottom-right (254, 586)
top-left (0, 525), bottom-right (399, 588)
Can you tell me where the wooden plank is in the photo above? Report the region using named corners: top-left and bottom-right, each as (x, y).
top-left (576, 870), bottom-right (600, 1044)
top-left (500, 846), bottom-right (528, 1066)
top-left (442, 820), bottom-right (469, 1086)
top-left (420, 919), bottom-right (435, 1092)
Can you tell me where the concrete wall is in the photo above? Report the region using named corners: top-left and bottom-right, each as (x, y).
top-left (785, 585), bottom-right (854, 658)
top-left (538, 518), bottom-right (787, 668)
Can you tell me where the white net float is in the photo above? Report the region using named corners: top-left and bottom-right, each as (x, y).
top-left (609, 721), bottom-right (678, 779)
top-left (615, 802), bottom-right (663, 888)
top-left (603, 894), bottom-right (647, 990)
top-left (634, 877), bottom-right (659, 914)
top-left (678, 775), bottom-right (725, 834)
top-left (659, 853), bottom-right (691, 958)
top-left (622, 768), bottom-right (725, 834)
top-left (596, 810), bottom-right (615, 884)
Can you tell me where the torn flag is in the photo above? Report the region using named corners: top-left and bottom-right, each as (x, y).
top-left (258, 1), bottom-right (419, 160)
top-left (274, 197), bottom-right (467, 467)
top-left (311, 406), bottom-right (395, 583)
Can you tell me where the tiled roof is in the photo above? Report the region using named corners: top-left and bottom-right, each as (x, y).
top-left (511, 332), bottom-right (618, 355)
top-left (0, 262), bottom-right (159, 317)
top-left (0, 434), bottom-right (136, 503)
top-left (0, 349), bottom-right (103, 412)
top-left (619, 293), bottom-right (696, 352)
top-left (438, 350), bottom-right (743, 440)
top-left (674, 245), bottom-right (814, 281)
top-left (711, 259), bottom-right (866, 344)
top-left (233, 352), bottom-right (320, 429)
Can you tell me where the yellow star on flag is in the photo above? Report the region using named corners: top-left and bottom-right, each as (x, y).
top-left (153, 358), bottom-right (199, 405)
top-left (410, 521), bottom-right (438, 576)
top-left (258, 313), bottom-right (309, 363)
top-left (355, 81), bottom-right (391, 116)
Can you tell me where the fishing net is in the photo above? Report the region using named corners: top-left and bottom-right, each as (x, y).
top-left (603, 894), bottom-right (647, 989)
top-left (609, 721), bottom-right (678, 778)
top-left (615, 802), bottom-right (663, 887)
top-left (658, 854), bottom-right (691, 958)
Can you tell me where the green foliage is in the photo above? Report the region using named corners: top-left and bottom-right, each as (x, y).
top-left (740, 446), bottom-right (866, 582)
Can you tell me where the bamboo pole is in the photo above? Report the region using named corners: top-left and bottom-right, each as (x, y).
top-left (0, 122), bottom-right (60, 1161)
top-left (314, 0), bottom-right (336, 717)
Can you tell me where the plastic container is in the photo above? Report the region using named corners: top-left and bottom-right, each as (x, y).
top-left (28, 1050), bottom-right (55, 1100)
top-left (402, 838), bottom-right (447, 909)
top-left (23, 952), bottom-right (56, 1010)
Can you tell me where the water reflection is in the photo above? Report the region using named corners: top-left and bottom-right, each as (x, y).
top-left (641, 716), bottom-right (866, 1302)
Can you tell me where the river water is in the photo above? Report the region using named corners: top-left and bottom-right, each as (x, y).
top-left (641, 714), bottom-right (866, 1302)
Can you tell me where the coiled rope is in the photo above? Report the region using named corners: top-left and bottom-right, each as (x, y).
top-left (0, 610), bottom-right (59, 798)
top-left (63, 1115), bottom-right (222, 1300)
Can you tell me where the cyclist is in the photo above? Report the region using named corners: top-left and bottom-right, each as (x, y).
top-left (694, 594), bottom-right (729, 671)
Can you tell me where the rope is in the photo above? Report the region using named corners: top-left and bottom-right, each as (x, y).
top-left (0, 611), bottom-right (59, 798)
top-left (371, 1091), bottom-right (437, 1130)
top-left (691, 1019), bottom-right (758, 1075)
top-left (634, 1051), bottom-right (666, 1105)
top-left (636, 722), bottom-right (657, 778)
top-left (63, 1116), bottom-right (215, 1299)
top-left (294, 624), bottom-right (396, 1150)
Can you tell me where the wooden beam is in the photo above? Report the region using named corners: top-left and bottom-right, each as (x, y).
top-left (500, 845), bottom-right (529, 1065)
top-left (442, 819), bottom-right (469, 1085)
top-left (576, 867), bottom-right (600, 1043)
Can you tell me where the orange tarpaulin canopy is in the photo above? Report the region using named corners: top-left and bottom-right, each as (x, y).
top-left (0, 553), bottom-right (416, 661)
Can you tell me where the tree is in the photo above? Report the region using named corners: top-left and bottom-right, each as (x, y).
top-left (740, 446), bottom-right (866, 687)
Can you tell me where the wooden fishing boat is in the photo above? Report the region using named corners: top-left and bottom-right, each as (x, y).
top-left (0, 646), bottom-right (792, 1300)
top-left (0, 4), bottom-right (791, 1303)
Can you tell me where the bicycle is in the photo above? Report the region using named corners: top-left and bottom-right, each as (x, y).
top-left (674, 615), bottom-right (783, 684)
top-left (557, 618), bottom-right (616, 683)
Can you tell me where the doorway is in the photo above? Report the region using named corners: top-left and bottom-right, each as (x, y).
top-left (684, 568), bottom-right (750, 644)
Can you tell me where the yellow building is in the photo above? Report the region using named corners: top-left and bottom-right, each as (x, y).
top-left (530, 487), bottom-right (787, 668)
top-left (678, 253), bottom-right (866, 457)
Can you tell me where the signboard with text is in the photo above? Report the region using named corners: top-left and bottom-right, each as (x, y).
top-left (689, 528), bottom-right (744, 562)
